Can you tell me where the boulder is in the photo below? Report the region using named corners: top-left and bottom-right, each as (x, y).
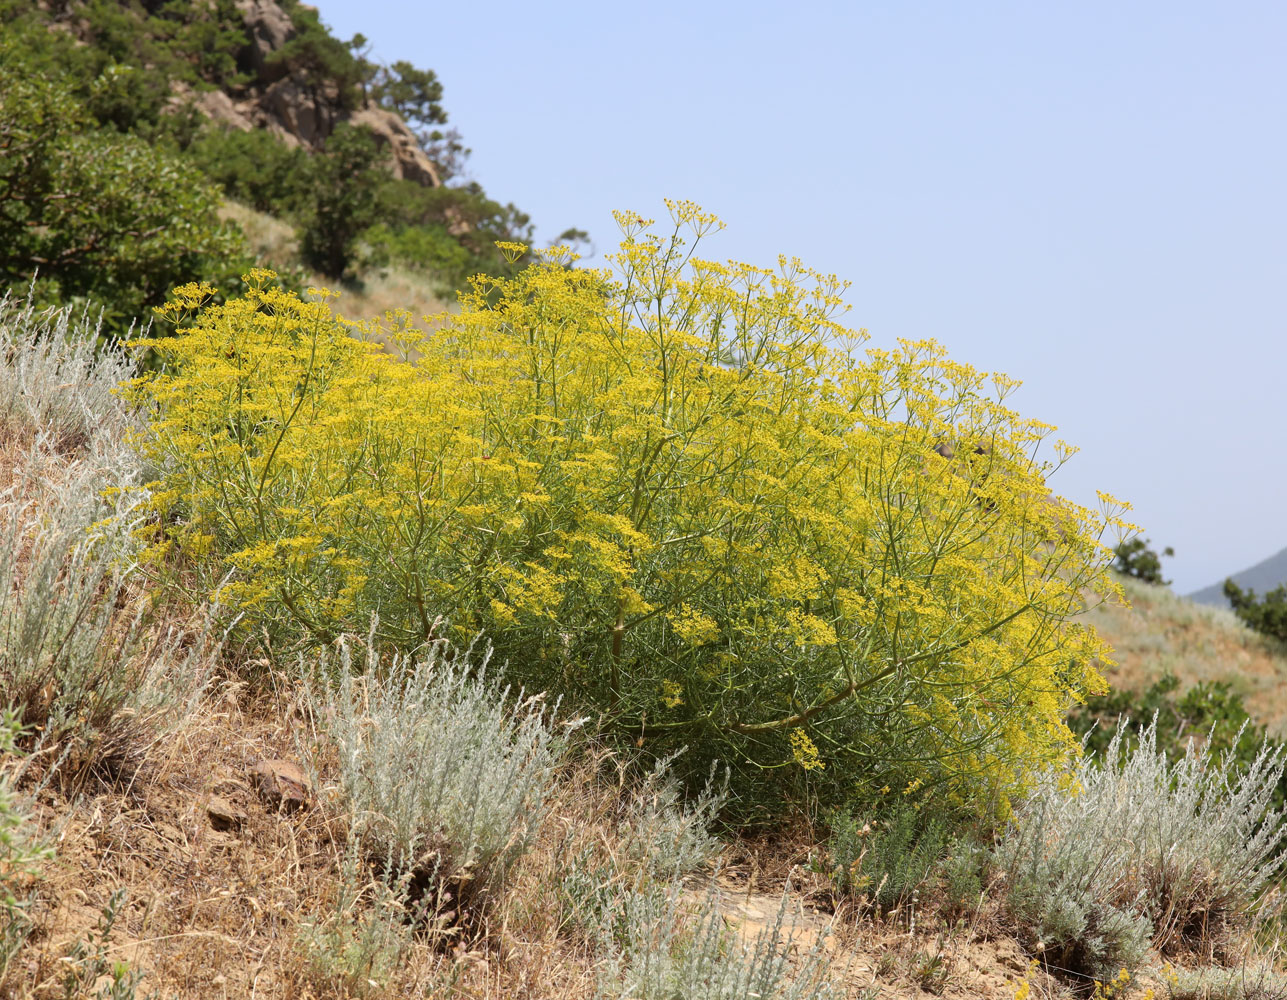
top-left (263, 76), bottom-right (328, 147)
top-left (235, 0), bottom-right (296, 84)
top-left (192, 89), bottom-right (256, 133)
top-left (444, 205), bottom-right (470, 235)
top-left (205, 794), bottom-right (247, 831)
top-left (249, 758), bottom-right (311, 812)
top-left (346, 106), bottom-right (442, 188)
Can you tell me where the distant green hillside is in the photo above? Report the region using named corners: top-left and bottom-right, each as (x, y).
top-left (0, 0), bottom-right (579, 332)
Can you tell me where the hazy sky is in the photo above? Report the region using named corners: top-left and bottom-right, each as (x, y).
top-left (319, 0), bottom-right (1285, 594)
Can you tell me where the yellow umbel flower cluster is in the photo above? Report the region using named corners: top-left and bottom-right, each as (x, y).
top-left (128, 201), bottom-right (1129, 813)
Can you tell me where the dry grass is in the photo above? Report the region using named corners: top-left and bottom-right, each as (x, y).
top-left (3, 672), bottom-right (1072, 1000)
top-left (218, 201), bottom-right (455, 326)
top-left (217, 202), bottom-right (297, 270)
top-left (1084, 575), bottom-right (1287, 735)
top-left (334, 266), bottom-right (455, 326)
top-left (4, 694), bottom-right (705, 997)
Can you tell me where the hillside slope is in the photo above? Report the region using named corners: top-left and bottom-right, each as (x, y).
top-left (1085, 573), bottom-right (1287, 733)
top-left (5, 253), bottom-right (1287, 1000)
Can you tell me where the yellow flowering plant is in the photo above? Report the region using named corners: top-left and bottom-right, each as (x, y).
top-left (127, 203), bottom-right (1128, 817)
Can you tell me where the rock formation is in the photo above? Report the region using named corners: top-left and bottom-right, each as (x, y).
top-left (183, 0), bottom-right (444, 185)
top-left (234, 0), bottom-right (296, 84)
top-left (345, 106), bottom-right (442, 187)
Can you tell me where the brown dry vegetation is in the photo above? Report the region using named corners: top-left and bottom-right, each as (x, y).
top-left (217, 202), bottom-right (454, 325)
top-left (1085, 575), bottom-right (1287, 735)
top-left (2, 693), bottom-right (1058, 999)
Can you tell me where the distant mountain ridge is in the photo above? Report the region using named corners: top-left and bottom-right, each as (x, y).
top-left (1189, 545), bottom-right (1287, 606)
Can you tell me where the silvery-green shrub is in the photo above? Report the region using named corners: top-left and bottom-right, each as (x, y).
top-left (558, 754), bottom-right (726, 938)
top-left (619, 753), bottom-right (726, 882)
top-left (309, 628), bottom-right (564, 918)
top-left (1, 296), bottom-right (211, 780)
top-left (0, 293), bottom-right (137, 454)
top-left (593, 880), bottom-right (833, 1000)
top-left (1166, 964), bottom-right (1287, 1000)
top-left (296, 847), bottom-right (416, 997)
top-left (997, 718), bottom-right (1287, 978)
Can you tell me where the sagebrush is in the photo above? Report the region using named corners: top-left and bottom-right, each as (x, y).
top-left (997, 720), bottom-right (1287, 979)
top-left (593, 881), bottom-right (834, 1000)
top-left (1, 296), bottom-right (212, 781)
top-left (307, 628), bottom-right (564, 924)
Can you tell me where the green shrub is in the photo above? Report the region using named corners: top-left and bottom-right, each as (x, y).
top-left (362, 222), bottom-right (474, 289)
top-left (186, 126), bottom-right (313, 218)
top-left (810, 800), bottom-right (971, 914)
top-left (1224, 580), bottom-right (1287, 644)
top-left (375, 180), bottom-right (536, 283)
top-left (0, 712), bottom-right (51, 985)
top-left (1113, 536), bottom-right (1173, 585)
top-left (298, 124), bottom-right (386, 279)
top-left (57, 888), bottom-right (149, 1000)
top-left (938, 837), bottom-right (987, 921)
top-left (0, 62), bottom-right (248, 335)
top-left (0, 0), bottom-right (248, 133)
top-left (296, 849), bottom-right (416, 998)
top-left (1070, 672), bottom-right (1287, 812)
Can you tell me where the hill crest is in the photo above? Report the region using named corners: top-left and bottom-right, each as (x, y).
top-left (1189, 544), bottom-right (1287, 606)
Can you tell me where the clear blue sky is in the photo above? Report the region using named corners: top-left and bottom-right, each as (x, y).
top-left (320, 0), bottom-right (1286, 594)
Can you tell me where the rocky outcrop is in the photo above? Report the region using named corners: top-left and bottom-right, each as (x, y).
top-left (186, 0), bottom-right (443, 186)
top-left (191, 89), bottom-right (256, 133)
top-left (262, 76), bottom-right (331, 147)
top-left (346, 106), bottom-right (442, 187)
top-left (234, 0), bottom-right (296, 84)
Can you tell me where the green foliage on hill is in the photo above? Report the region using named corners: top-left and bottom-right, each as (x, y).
top-left (1112, 536), bottom-right (1173, 586)
top-left (297, 124), bottom-right (386, 279)
top-left (0, 0), bottom-right (248, 132)
top-left (0, 50), bottom-right (246, 332)
top-left (369, 60), bottom-right (447, 138)
top-left (1, 0), bottom-right (553, 309)
top-left (1225, 579), bottom-right (1287, 643)
top-left (185, 128), bottom-right (312, 217)
top-left (1069, 671), bottom-right (1287, 810)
